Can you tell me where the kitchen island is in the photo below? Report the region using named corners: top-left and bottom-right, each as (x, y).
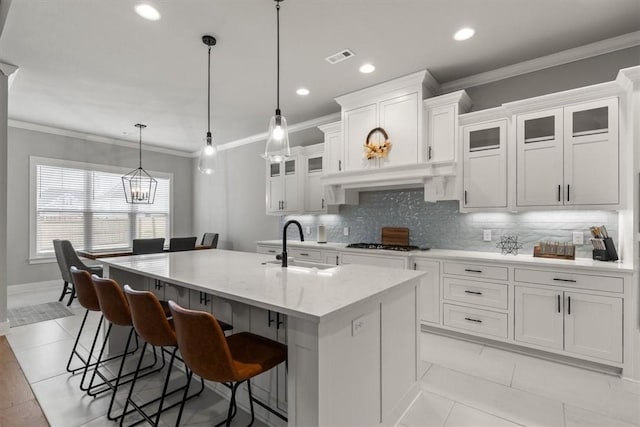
top-left (101, 249), bottom-right (425, 426)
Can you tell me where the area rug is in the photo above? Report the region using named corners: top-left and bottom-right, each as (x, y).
top-left (8, 302), bottom-right (74, 327)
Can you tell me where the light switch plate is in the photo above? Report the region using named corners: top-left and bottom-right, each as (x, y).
top-left (343, 227), bottom-right (349, 236)
top-left (352, 315), bottom-right (365, 336)
top-left (483, 229), bottom-right (492, 242)
top-left (573, 231), bottom-right (584, 245)
top-left (305, 226), bottom-right (311, 235)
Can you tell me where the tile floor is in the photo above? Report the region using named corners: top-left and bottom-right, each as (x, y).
top-left (6, 287), bottom-right (640, 426)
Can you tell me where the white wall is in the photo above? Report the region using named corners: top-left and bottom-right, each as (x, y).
top-left (7, 126), bottom-right (194, 286)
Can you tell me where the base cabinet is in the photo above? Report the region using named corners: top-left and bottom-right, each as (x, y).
top-left (515, 286), bottom-right (622, 362)
top-left (413, 259), bottom-right (439, 324)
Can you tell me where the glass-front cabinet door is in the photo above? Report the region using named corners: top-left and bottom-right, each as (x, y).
top-left (516, 108), bottom-right (564, 207)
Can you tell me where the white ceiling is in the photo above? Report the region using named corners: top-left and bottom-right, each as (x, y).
top-left (1, 0), bottom-right (639, 153)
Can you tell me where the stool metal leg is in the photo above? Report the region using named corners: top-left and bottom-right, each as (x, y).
top-left (66, 309), bottom-right (90, 373)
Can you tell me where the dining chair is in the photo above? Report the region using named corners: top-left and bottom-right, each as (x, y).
top-left (169, 301), bottom-right (287, 426)
top-left (168, 236), bottom-right (197, 252)
top-left (132, 238), bottom-right (165, 255)
top-left (200, 232), bottom-right (219, 249)
top-left (53, 239), bottom-right (103, 306)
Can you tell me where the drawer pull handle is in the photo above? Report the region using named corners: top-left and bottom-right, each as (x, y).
top-left (299, 253), bottom-right (309, 256)
top-left (464, 290), bottom-right (483, 295)
top-left (464, 317), bottom-right (483, 323)
top-left (553, 278), bottom-right (577, 283)
top-left (268, 249), bottom-right (276, 253)
top-left (464, 269), bottom-right (483, 273)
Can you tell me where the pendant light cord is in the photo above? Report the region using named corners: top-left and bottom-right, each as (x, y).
top-left (207, 45), bottom-right (211, 137)
top-left (138, 125), bottom-right (142, 168)
top-left (276, 1), bottom-right (280, 114)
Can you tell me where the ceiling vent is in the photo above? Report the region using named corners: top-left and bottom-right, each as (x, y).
top-left (325, 49), bottom-right (355, 65)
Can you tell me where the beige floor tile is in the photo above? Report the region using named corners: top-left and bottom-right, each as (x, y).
top-left (444, 403), bottom-right (523, 427)
top-left (7, 318), bottom-right (72, 351)
top-left (564, 403), bottom-right (639, 427)
top-left (398, 391), bottom-right (454, 427)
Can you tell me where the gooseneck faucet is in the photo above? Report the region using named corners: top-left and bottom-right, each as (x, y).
top-left (280, 220), bottom-right (304, 267)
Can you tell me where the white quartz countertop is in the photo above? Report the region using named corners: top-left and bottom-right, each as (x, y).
top-left (256, 241), bottom-right (634, 273)
top-left (101, 249), bottom-right (424, 322)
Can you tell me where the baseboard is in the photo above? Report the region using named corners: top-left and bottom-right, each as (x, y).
top-left (8, 280), bottom-right (59, 295)
top-left (0, 320), bottom-right (10, 336)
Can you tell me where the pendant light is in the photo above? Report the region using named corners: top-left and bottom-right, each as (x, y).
top-left (198, 35), bottom-right (218, 175)
top-left (122, 123), bottom-right (157, 204)
top-left (264, 0), bottom-right (290, 162)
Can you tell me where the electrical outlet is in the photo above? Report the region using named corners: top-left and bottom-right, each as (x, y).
top-left (343, 227), bottom-right (349, 236)
top-left (352, 315), bottom-right (365, 336)
top-left (305, 226), bottom-right (311, 235)
top-left (573, 231), bottom-right (584, 245)
top-left (483, 229), bottom-right (492, 242)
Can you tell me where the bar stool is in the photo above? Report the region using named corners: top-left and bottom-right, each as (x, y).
top-left (169, 301), bottom-right (287, 427)
top-left (67, 267), bottom-right (138, 391)
top-left (121, 285), bottom-right (231, 426)
top-left (90, 275), bottom-right (166, 421)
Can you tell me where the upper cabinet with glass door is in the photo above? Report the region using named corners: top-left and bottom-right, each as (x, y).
top-left (265, 149), bottom-right (302, 215)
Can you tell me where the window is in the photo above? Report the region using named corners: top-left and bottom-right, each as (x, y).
top-left (30, 157), bottom-right (172, 259)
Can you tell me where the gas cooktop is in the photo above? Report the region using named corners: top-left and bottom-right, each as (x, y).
top-left (346, 243), bottom-right (424, 252)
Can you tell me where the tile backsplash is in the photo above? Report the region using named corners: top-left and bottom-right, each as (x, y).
top-left (281, 189), bottom-right (619, 258)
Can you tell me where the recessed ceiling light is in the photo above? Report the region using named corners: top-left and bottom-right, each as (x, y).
top-left (453, 27), bottom-right (475, 41)
top-left (135, 4), bottom-right (161, 21)
top-left (296, 88), bottom-right (310, 96)
top-left (359, 63), bottom-right (375, 74)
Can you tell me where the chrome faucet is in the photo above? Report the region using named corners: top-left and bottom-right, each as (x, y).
top-left (280, 220), bottom-right (304, 267)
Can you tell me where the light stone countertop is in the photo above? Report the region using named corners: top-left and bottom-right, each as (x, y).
top-left (256, 240), bottom-right (634, 273)
top-left (101, 249), bottom-right (425, 322)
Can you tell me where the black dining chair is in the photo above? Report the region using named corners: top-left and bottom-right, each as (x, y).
top-left (132, 238), bottom-right (165, 255)
top-left (53, 239), bottom-right (103, 306)
top-left (200, 232), bottom-right (219, 249)
top-left (169, 236), bottom-right (197, 252)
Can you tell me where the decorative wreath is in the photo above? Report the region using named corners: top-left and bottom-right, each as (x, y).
top-left (364, 127), bottom-right (392, 159)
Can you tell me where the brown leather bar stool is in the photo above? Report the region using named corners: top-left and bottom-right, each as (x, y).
top-left (67, 267), bottom-right (138, 391)
top-left (90, 275), bottom-right (166, 421)
top-left (169, 301), bottom-right (287, 427)
top-left (120, 285), bottom-right (227, 427)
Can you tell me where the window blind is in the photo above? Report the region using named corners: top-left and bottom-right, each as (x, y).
top-left (34, 162), bottom-right (170, 256)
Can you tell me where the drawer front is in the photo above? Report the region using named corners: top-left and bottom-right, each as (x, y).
top-left (340, 252), bottom-right (406, 269)
top-left (289, 248), bottom-right (322, 262)
top-left (443, 303), bottom-right (508, 339)
top-left (443, 278), bottom-right (508, 309)
top-left (514, 268), bottom-right (623, 293)
top-left (443, 262), bottom-right (508, 281)
top-left (257, 245), bottom-right (280, 255)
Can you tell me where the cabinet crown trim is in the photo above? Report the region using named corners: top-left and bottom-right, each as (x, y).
top-left (423, 90), bottom-right (472, 110)
top-left (459, 107), bottom-right (509, 126)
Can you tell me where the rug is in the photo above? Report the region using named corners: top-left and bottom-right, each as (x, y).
top-left (8, 302), bottom-right (75, 327)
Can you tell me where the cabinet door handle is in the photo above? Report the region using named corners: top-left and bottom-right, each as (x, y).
top-left (155, 280), bottom-right (163, 290)
top-left (464, 269), bottom-right (483, 273)
top-left (557, 294), bottom-right (561, 313)
top-left (338, 160), bottom-right (342, 171)
top-left (464, 190), bottom-right (468, 205)
top-left (299, 253), bottom-right (309, 256)
top-left (428, 146), bottom-right (432, 160)
top-left (557, 185), bottom-right (561, 202)
top-left (464, 317), bottom-right (483, 323)
top-left (321, 198), bottom-right (325, 209)
top-left (553, 278), bottom-right (577, 283)
top-left (567, 185), bottom-right (570, 202)
top-left (268, 310), bottom-right (275, 327)
top-left (464, 290), bottom-right (483, 295)
top-left (276, 312), bottom-right (284, 329)
top-left (335, 255), bottom-right (339, 265)
top-left (413, 262), bottom-right (417, 270)
top-left (567, 296), bottom-right (571, 315)
top-left (199, 291), bottom-right (210, 306)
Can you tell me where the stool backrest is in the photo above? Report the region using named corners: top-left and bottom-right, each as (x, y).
top-left (70, 266), bottom-right (100, 311)
top-left (201, 233), bottom-right (219, 248)
top-left (132, 238), bottom-right (165, 255)
top-left (168, 301), bottom-right (237, 382)
top-left (169, 236), bottom-right (197, 252)
top-left (124, 285), bottom-right (176, 347)
top-left (91, 276), bottom-right (132, 326)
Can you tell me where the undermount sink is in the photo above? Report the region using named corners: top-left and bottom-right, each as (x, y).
top-left (263, 260), bottom-right (336, 270)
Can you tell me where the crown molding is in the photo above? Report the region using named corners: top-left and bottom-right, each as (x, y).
top-left (423, 90), bottom-right (472, 110)
top-left (0, 60), bottom-right (18, 89)
top-left (213, 111), bottom-right (341, 154)
top-left (8, 119), bottom-right (194, 157)
top-left (440, 31), bottom-right (640, 93)
top-left (616, 65), bottom-right (640, 91)
top-left (458, 106), bottom-right (509, 126)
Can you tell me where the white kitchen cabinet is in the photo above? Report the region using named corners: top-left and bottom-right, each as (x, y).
top-left (256, 244), bottom-right (280, 256)
top-left (516, 98), bottom-right (619, 207)
top-left (303, 144), bottom-right (328, 213)
top-left (344, 103), bottom-right (378, 171)
top-left (265, 151), bottom-right (301, 215)
top-left (323, 252), bottom-right (340, 265)
top-left (423, 90), bottom-right (471, 164)
top-left (164, 283), bottom-right (189, 307)
top-left (413, 259), bottom-right (440, 324)
top-left (340, 252), bottom-right (407, 269)
top-left (319, 121), bottom-right (343, 174)
top-left (462, 119), bottom-right (508, 209)
top-left (378, 93), bottom-right (419, 168)
top-left (515, 286), bottom-right (622, 362)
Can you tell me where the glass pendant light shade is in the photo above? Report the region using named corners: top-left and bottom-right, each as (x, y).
top-left (265, 111), bottom-right (290, 162)
top-left (198, 132), bottom-right (218, 175)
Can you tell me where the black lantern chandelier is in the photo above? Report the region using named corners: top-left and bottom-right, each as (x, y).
top-left (122, 123), bottom-right (157, 204)
top-left (264, 0), bottom-right (290, 162)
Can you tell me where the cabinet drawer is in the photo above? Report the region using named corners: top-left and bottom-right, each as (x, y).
top-left (340, 252), bottom-right (406, 269)
top-left (289, 248), bottom-right (322, 262)
top-left (443, 304), bottom-right (508, 339)
top-left (443, 278), bottom-right (508, 309)
top-left (443, 262), bottom-right (508, 281)
top-left (257, 245), bottom-right (280, 255)
top-left (514, 268), bottom-right (623, 293)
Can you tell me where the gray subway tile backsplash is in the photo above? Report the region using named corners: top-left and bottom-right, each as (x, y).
top-left (281, 189), bottom-right (618, 258)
